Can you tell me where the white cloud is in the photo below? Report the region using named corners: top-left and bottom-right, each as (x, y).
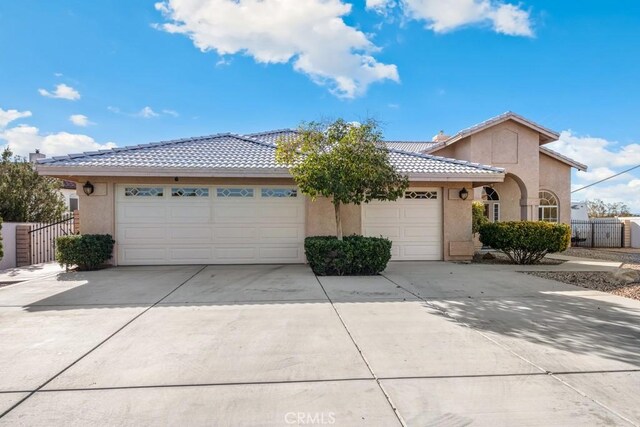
top-left (0, 108), bottom-right (32, 128)
top-left (572, 181), bottom-right (640, 214)
top-left (137, 106), bottom-right (160, 118)
top-left (110, 105), bottom-right (177, 118)
top-left (1, 125), bottom-right (116, 158)
top-left (162, 109), bottom-right (179, 117)
top-left (546, 130), bottom-right (640, 171)
top-left (367, 0), bottom-right (533, 36)
top-left (38, 83), bottom-right (81, 100)
top-left (548, 130), bottom-right (640, 212)
top-left (154, 0), bottom-right (399, 98)
top-left (69, 114), bottom-right (94, 127)
top-left (367, 0), bottom-right (397, 16)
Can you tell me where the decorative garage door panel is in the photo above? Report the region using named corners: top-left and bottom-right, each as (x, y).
top-left (362, 188), bottom-right (443, 261)
top-left (116, 185), bottom-right (305, 265)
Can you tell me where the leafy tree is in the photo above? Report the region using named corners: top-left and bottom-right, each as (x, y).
top-left (276, 119), bottom-right (409, 240)
top-left (587, 199), bottom-right (632, 218)
top-left (0, 148), bottom-right (66, 222)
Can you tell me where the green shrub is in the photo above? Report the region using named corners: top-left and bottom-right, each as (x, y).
top-left (472, 201), bottom-right (488, 235)
top-left (56, 234), bottom-right (115, 271)
top-left (305, 235), bottom-right (392, 276)
top-left (479, 221), bottom-right (571, 265)
top-left (0, 217), bottom-right (3, 261)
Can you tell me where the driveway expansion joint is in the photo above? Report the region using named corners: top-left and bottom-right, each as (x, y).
top-left (0, 265), bottom-right (208, 420)
top-left (313, 274), bottom-right (406, 427)
top-left (381, 272), bottom-right (640, 427)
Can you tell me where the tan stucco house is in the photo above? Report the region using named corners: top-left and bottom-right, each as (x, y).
top-left (36, 112), bottom-right (586, 266)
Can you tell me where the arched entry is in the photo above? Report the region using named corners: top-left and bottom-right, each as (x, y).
top-left (505, 173), bottom-right (529, 220)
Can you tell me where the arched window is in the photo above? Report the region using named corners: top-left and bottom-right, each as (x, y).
top-left (482, 187), bottom-right (500, 201)
top-left (482, 186), bottom-right (500, 222)
top-left (539, 191), bottom-right (559, 222)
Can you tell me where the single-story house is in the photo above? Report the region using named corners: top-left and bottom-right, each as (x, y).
top-left (36, 112), bottom-right (586, 266)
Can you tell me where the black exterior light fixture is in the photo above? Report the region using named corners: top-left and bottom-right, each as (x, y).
top-left (82, 181), bottom-right (95, 196)
top-left (459, 187), bottom-right (469, 200)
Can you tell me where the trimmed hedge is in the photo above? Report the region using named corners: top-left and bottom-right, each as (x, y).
top-left (305, 235), bottom-right (392, 276)
top-left (479, 221), bottom-right (571, 265)
top-left (56, 234), bottom-right (115, 271)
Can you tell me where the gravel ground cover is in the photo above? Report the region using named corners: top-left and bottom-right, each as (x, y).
top-left (562, 247), bottom-right (640, 270)
top-left (525, 248), bottom-right (640, 301)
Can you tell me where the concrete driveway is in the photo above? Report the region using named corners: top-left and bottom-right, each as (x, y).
top-left (0, 262), bottom-right (639, 426)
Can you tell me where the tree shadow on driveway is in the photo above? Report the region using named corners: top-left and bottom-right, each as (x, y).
top-left (428, 290), bottom-right (640, 372)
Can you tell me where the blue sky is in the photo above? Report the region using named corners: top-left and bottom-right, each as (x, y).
top-left (1, 0), bottom-right (639, 210)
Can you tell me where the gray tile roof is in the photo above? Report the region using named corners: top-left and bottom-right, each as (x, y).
top-left (384, 141), bottom-right (437, 153)
top-left (386, 149), bottom-right (504, 174)
top-left (38, 131), bottom-right (504, 176)
top-left (245, 129), bottom-right (298, 144)
top-left (38, 133), bottom-right (284, 170)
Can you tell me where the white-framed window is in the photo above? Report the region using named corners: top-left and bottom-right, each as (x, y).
top-left (261, 188), bottom-right (297, 198)
top-left (125, 187), bottom-right (164, 197)
top-left (481, 186), bottom-right (500, 222)
top-left (539, 190), bottom-right (559, 222)
top-left (171, 187), bottom-right (209, 197)
top-left (216, 188), bottom-right (254, 198)
top-left (69, 197), bottom-right (79, 211)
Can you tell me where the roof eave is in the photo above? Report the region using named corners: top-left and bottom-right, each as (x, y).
top-left (407, 172), bottom-right (505, 182)
top-left (37, 165), bottom-right (505, 182)
top-left (439, 113), bottom-right (560, 149)
top-left (540, 147), bottom-right (588, 171)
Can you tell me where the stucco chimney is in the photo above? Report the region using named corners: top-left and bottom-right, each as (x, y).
top-left (29, 149), bottom-right (45, 163)
top-left (432, 130), bottom-right (450, 143)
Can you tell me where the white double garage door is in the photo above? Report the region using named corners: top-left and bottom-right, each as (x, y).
top-left (116, 185), bottom-right (442, 265)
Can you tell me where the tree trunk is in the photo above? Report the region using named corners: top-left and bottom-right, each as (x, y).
top-left (334, 201), bottom-right (343, 240)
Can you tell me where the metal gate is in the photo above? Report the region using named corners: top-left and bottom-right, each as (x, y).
top-left (570, 220), bottom-right (624, 248)
top-left (28, 213), bottom-right (77, 264)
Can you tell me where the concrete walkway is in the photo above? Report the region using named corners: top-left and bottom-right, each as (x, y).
top-left (475, 253), bottom-right (624, 272)
top-left (0, 262), bottom-right (638, 425)
top-left (0, 262), bottom-right (65, 286)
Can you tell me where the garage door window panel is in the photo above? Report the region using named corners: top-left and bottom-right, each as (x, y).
top-left (261, 188), bottom-right (297, 198)
top-left (125, 187), bottom-right (164, 197)
top-left (216, 188), bottom-right (254, 198)
top-left (405, 191), bottom-right (438, 199)
top-left (171, 187), bottom-right (209, 197)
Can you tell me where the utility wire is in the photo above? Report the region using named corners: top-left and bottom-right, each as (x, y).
top-left (571, 164), bottom-right (640, 193)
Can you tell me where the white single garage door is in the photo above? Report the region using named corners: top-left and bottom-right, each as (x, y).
top-left (362, 188), bottom-right (443, 260)
top-left (116, 185), bottom-right (305, 265)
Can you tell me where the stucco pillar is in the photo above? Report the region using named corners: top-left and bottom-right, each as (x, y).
top-left (520, 198), bottom-right (539, 221)
top-left (443, 184), bottom-right (475, 261)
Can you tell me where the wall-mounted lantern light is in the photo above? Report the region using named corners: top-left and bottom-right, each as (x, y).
top-left (82, 181), bottom-right (95, 196)
top-left (458, 187), bottom-right (469, 200)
